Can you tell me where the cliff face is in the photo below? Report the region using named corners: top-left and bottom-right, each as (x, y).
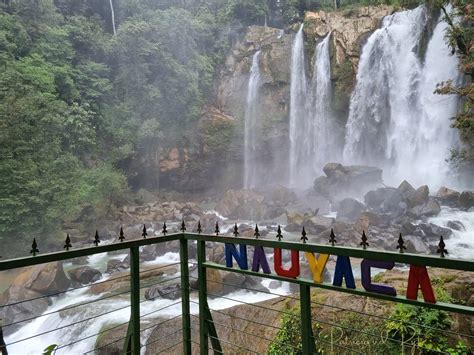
top-left (157, 6), bottom-right (393, 192)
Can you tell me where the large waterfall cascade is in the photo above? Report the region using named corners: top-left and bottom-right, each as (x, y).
top-left (343, 6), bottom-right (461, 189)
top-left (289, 27), bottom-right (337, 188)
top-left (244, 50), bottom-right (262, 189)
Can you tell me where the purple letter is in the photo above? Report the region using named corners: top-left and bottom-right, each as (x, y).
top-left (361, 259), bottom-right (396, 296)
top-left (251, 246), bottom-right (271, 274)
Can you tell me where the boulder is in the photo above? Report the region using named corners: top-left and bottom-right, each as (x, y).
top-left (306, 215), bottom-right (334, 235)
top-left (106, 259), bottom-right (129, 274)
top-left (417, 223), bottom-right (452, 240)
top-left (436, 186), bottom-right (460, 205)
top-left (407, 199), bottom-right (441, 218)
top-left (407, 185), bottom-right (429, 208)
top-left (286, 212), bottom-right (305, 225)
top-left (447, 220), bottom-right (465, 231)
top-left (354, 212), bottom-right (381, 233)
top-left (269, 185), bottom-right (297, 205)
top-left (314, 164), bottom-right (383, 201)
top-left (215, 189), bottom-right (268, 220)
top-left (364, 187), bottom-right (406, 216)
top-left (11, 262), bottom-right (70, 294)
top-left (336, 198), bottom-right (366, 220)
top-left (145, 283), bottom-right (181, 300)
top-left (459, 191), bottom-right (474, 209)
top-left (323, 163), bottom-right (347, 179)
top-left (397, 180), bottom-right (416, 200)
top-left (0, 285), bottom-right (50, 335)
top-left (68, 266), bottom-right (102, 285)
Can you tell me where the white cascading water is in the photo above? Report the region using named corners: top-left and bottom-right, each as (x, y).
top-left (289, 30), bottom-right (336, 188)
top-left (244, 51), bottom-right (262, 189)
top-left (289, 24), bottom-right (308, 188)
top-left (343, 6), bottom-right (460, 189)
top-left (307, 33), bottom-right (339, 177)
top-left (109, 0), bottom-right (116, 35)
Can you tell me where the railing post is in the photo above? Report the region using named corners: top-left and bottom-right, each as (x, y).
top-left (0, 319), bottom-right (8, 355)
top-left (300, 284), bottom-right (314, 354)
top-left (130, 246), bottom-right (141, 354)
top-left (180, 237), bottom-right (191, 355)
top-left (197, 240), bottom-right (209, 354)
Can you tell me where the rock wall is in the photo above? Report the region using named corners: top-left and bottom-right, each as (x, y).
top-left (157, 7), bottom-right (393, 193)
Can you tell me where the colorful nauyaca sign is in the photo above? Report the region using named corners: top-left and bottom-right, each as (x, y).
top-left (224, 243), bottom-right (436, 303)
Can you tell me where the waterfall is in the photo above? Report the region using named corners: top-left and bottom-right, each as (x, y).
top-left (343, 6), bottom-right (460, 188)
top-left (289, 24), bottom-right (308, 188)
top-left (289, 29), bottom-right (336, 188)
top-left (109, 0), bottom-right (117, 35)
top-left (244, 51), bottom-right (262, 189)
top-left (308, 33), bottom-right (338, 177)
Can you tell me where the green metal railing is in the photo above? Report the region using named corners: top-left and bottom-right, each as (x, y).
top-left (0, 225), bottom-right (473, 354)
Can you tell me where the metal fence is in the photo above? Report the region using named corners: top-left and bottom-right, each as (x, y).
top-left (0, 223), bottom-right (472, 354)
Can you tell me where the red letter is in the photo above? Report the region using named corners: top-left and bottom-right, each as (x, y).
top-left (406, 265), bottom-right (436, 303)
top-left (274, 248), bottom-right (300, 278)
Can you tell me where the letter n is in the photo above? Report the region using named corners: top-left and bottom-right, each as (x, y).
top-left (225, 243), bottom-right (248, 270)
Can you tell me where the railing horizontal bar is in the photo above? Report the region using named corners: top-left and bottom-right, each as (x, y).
top-left (0, 234), bottom-right (181, 271)
top-left (141, 328), bottom-right (183, 348)
top-left (6, 305), bottom-right (131, 346)
top-left (156, 340), bottom-right (183, 354)
top-left (194, 279), bottom-right (474, 339)
top-left (203, 261), bottom-right (474, 315)
top-left (140, 314), bottom-right (182, 333)
top-left (4, 288), bottom-right (131, 328)
top-left (84, 335), bottom-right (127, 354)
top-left (185, 233), bottom-right (474, 271)
top-left (190, 307), bottom-right (285, 332)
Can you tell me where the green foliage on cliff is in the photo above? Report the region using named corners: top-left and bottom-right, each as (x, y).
top-left (430, 0), bottom-right (473, 164)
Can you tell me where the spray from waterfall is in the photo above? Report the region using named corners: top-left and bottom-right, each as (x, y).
top-left (244, 51), bottom-right (262, 189)
top-left (343, 6), bottom-right (460, 189)
top-left (109, 0), bottom-right (117, 35)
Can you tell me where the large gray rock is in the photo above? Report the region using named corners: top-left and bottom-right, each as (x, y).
top-left (364, 187), bottom-right (405, 216)
top-left (436, 186), bottom-right (460, 206)
top-left (68, 266), bottom-right (102, 285)
top-left (314, 163), bottom-right (383, 201)
top-left (336, 198), bottom-right (366, 220)
top-left (215, 189), bottom-right (268, 220)
top-left (459, 191), bottom-right (474, 209)
top-left (407, 185), bottom-right (429, 208)
top-left (10, 262), bottom-right (70, 295)
top-left (407, 199), bottom-right (441, 218)
top-left (145, 283), bottom-right (181, 300)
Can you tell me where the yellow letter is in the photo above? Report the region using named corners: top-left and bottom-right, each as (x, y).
top-left (305, 252), bottom-right (329, 283)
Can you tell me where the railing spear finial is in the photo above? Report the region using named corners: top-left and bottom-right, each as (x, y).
top-left (119, 226), bottom-right (125, 242)
top-left (215, 221), bottom-right (220, 236)
top-left (276, 225), bottom-right (283, 241)
top-left (233, 223), bottom-right (239, 237)
top-left (162, 222), bottom-right (168, 235)
top-left (360, 230), bottom-right (369, 250)
top-left (301, 227), bottom-right (308, 244)
top-left (329, 228), bottom-right (337, 246)
top-left (30, 238), bottom-right (39, 256)
top-left (142, 224), bottom-right (148, 239)
top-left (197, 221), bottom-right (202, 234)
top-left (396, 233), bottom-right (406, 253)
top-left (93, 230), bottom-right (100, 246)
top-left (254, 224), bottom-right (260, 239)
top-left (180, 220), bottom-right (186, 233)
top-left (64, 234), bottom-right (72, 251)
top-left (437, 236), bottom-right (448, 258)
